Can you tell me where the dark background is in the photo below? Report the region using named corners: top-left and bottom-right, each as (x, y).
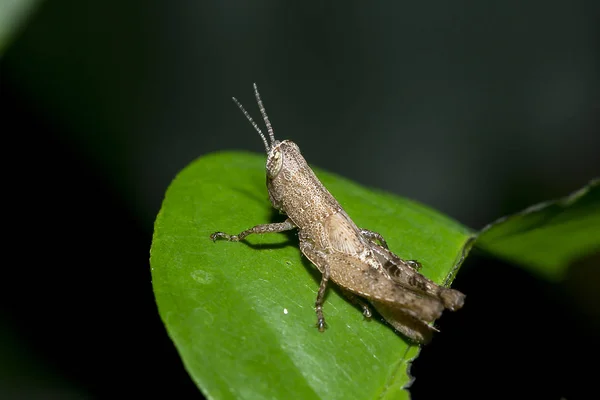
top-left (2, 1), bottom-right (599, 399)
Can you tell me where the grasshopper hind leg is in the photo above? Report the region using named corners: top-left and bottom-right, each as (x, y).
top-left (371, 300), bottom-right (436, 344)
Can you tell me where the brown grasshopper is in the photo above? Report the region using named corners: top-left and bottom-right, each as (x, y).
top-left (210, 84), bottom-right (465, 343)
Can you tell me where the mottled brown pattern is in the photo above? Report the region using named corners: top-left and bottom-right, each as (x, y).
top-left (210, 84), bottom-right (465, 343)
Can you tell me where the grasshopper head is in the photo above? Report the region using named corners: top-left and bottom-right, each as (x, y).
top-left (232, 83), bottom-right (298, 181)
top-left (232, 84), bottom-right (307, 213)
top-left (264, 139), bottom-right (306, 213)
top-left (265, 140), bottom-right (283, 179)
top-left (265, 140), bottom-right (304, 179)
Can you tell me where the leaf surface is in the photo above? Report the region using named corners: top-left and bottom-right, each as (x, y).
top-left (0, 0), bottom-right (42, 54)
top-left (151, 151), bottom-right (472, 400)
top-left (476, 179), bottom-right (600, 280)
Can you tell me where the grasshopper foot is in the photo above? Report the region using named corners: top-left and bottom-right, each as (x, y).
top-left (210, 232), bottom-right (240, 242)
top-left (316, 318), bottom-right (327, 332)
top-left (362, 305), bottom-right (372, 319)
top-left (315, 305), bottom-right (327, 332)
top-left (406, 260), bottom-right (422, 271)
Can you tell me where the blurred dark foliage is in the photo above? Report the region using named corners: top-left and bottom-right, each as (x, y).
top-left (1, 0), bottom-right (598, 399)
top-left (412, 250), bottom-right (600, 399)
top-left (1, 80), bottom-right (198, 399)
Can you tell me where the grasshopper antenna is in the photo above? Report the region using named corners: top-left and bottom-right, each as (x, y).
top-left (253, 83), bottom-right (277, 146)
top-left (232, 95), bottom-right (270, 153)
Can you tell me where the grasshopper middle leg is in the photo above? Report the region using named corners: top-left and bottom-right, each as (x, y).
top-left (359, 228), bottom-right (389, 249)
top-left (299, 239), bottom-right (332, 332)
top-left (340, 289), bottom-right (373, 318)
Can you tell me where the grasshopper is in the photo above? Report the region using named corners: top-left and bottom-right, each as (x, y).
top-left (210, 84), bottom-right (465, 343)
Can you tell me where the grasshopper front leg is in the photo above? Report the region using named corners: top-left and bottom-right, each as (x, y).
top-left (210, 219), bottom-right (296, 242)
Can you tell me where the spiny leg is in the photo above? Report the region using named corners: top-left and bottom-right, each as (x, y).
top-left (340, 289), bottom-right (372, 318)
top-left (359, 228), bottom-right (389, 249)
top-left (315, 266), bottom-right (330, 332)
top-left (299, 240), bottom-right (331, 332)
top-left (361, 228), bottom-right (422, 271)
top-left (210, 219), bottom-right (295, 242)
top-left (383, 254), bottom-right (463, 310)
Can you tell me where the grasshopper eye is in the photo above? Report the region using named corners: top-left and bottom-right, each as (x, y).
top-left (266, 148), bottom-right (283, 179)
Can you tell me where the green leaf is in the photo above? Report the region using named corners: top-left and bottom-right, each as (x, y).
top-left (151, 151), bottom-right (473, 400)
top-left (475, 178), bottom-right (600, 281)
top-left (0, 0), bottom-right (42, 55)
